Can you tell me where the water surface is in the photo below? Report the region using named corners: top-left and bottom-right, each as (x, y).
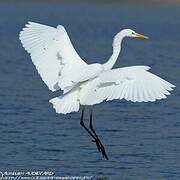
top-left (0, 1), bottom-right (180, 179)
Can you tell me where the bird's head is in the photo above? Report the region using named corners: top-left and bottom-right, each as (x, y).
top-left (120, 29), bottom-right (149, 39)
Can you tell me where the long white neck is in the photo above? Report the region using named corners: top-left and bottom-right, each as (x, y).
top-left (103, 33), bottom-right (124, 71)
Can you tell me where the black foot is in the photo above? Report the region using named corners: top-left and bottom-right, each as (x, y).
top-left (89, 109), bottom-right (109, 160)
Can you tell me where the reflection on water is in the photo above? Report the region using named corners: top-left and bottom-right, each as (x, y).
top-left (0, 1), bottom-right (180, 179)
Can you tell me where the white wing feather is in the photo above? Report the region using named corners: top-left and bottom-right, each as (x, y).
top-left (79, 66), bottom-right (175, 105)
top-left (19, 22), bottom-right (87, 92)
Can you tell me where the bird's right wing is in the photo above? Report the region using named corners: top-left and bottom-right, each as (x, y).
top-left (19, 22), bottom-right (87, 92)
top-left (79, 66), bottom-right (175, 105)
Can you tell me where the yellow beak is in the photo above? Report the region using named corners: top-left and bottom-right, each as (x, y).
top-left (135, 32), bottom-right (149, 39)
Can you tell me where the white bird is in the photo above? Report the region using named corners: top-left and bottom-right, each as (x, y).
top-left (19, 22), bottom-right (175, 160)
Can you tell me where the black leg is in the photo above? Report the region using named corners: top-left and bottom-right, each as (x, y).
top-left (89, 109), bottom-right (109, 160)
top-left (80, 108), bottom-right (101, 152)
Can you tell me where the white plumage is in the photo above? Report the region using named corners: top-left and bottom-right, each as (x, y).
top-left (79, 66), bottom-right (174, 106)
top-left (19, 22), bottom-right (103, 93)
top-left (19, 22), bottom-right (175, 114)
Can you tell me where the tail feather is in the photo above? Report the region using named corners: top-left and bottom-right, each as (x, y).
top-left (49, 89), bottom-right (80, 114)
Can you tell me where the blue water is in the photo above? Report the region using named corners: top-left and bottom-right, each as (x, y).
top-left (0, 1), bottom-right (180, 179)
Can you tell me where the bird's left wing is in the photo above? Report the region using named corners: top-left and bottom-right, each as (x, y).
top-left (19, 22), bottom-right (87, 92)
top-left (79, 66), bottom-right (175, 105)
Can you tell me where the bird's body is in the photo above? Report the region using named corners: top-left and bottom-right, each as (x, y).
top-left (19, 22), bottom-right (175, 159)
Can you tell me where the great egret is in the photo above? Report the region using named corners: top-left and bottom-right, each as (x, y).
top-left (19, 22), bottom-right (175, 160)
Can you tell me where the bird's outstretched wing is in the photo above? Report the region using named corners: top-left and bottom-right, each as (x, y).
top-left (79, 66), bottom-right (175, 105)
top-left (19, 22), bottom-right (87, 92)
